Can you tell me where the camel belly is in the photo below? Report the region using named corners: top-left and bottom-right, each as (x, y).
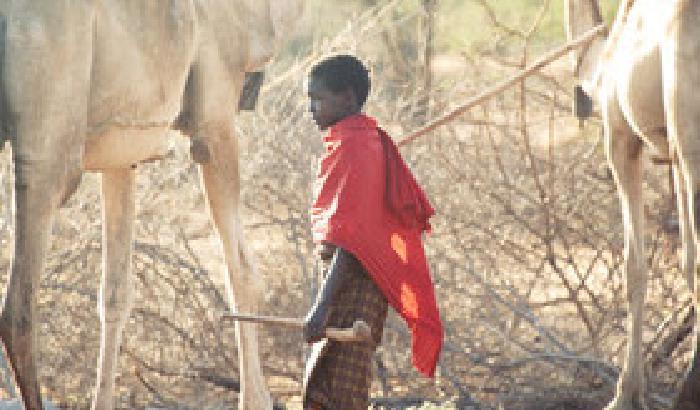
top-left (88, 1), bottom-right (197, 127)
top-left (83, 128), bottom-right (172, 171)
top-left (83, 2), bottom-right (200, 171)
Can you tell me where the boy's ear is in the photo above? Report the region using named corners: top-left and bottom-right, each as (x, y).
top-left (341, 87), bottom-right (358, 109)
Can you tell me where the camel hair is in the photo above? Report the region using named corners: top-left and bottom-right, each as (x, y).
top-left (567, 0), bottom-right (700, 409)
top-left (0, 1), bottom-right (303, 409)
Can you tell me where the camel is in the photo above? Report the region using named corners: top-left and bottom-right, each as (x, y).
top-left (566, 0), bottom-right (700, 408)
top-left (0, 1), bottom-right (303, 409)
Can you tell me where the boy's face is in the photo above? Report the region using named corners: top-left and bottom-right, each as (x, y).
top-left (307, 75), bottom-right (355, 131)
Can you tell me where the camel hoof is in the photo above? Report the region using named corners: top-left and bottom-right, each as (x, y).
top-left (239, 389), bottom-right (273, 410)
top-left (603, 397), bottom-right (649, 410)
top-left (0, 399), bottom-right (59, 409)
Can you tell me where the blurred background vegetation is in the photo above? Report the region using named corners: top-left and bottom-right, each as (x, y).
top-left (283, 0), bottom-right (620, 60)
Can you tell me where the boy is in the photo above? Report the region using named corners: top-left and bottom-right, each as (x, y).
top-left (303, 55), bottom-right (443, 410)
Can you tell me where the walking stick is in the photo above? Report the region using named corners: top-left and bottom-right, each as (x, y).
top-left (220, 312), bottom-right (372, 342)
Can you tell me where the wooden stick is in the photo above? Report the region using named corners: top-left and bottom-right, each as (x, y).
top-left (397, 23), bottom-right (607, 147)
top-left (222, 312), bottom-right (302, 327)
top-left (221, 312), bottom-right (372, 342)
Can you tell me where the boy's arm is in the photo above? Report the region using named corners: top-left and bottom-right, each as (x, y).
top-left (303, 246), bottom-right (358, 343)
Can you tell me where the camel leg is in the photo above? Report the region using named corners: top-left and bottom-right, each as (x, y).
top-left (603, 114), bottom-right (648, 409)
top-left (92, 169), bottom-right (136, 410)
top-left (673, 162), bottom-right (700, 409)
top-left (667, 3), bottom-right (700, 407)
top-left (673, 163), bottom-right (695, 290)
top-left (197, 125), bottom-right (272, 410)
top-left (0, 89), bottom-right (88, 410)
top-left (0, 164), bottom-right (61, 410)
top-left (671, 154), bottom-right (700, 408)
top-left (0, 6), bottom-right (93, 409)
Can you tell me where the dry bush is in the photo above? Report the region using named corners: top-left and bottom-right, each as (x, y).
top-left (0, 1), bottom-right (689, 409)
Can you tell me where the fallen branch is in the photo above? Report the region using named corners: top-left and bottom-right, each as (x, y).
top-left (369, 397), bottom-right (447, 408)
top-left (494, 352), bottom-right (618, 376)
top-left (398, 24), bottom-right (606, 146)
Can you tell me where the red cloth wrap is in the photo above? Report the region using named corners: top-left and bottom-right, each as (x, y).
top-left (310, 114), bottom-right (443, 377)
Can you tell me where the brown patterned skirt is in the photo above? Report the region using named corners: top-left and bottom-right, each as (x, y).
top-left (303, 252), bottom-right (389, 410)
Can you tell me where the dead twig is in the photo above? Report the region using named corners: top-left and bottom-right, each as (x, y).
top-left (398, 24), bottom-right (606, 146)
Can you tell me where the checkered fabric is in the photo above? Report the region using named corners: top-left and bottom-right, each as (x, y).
top-left (303, 254), bottom-right (389, 410)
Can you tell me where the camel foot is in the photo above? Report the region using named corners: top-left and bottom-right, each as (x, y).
top-left (239, 391), bottom-right (273, 410)
top-left (0, 314), bottom-right (43, 410)
top-left (238, 382), bottom-right (273, 410)
top-left (0, 399), bottom-right (59, 410)
top-left (603, 396), bottom-right (649, 410)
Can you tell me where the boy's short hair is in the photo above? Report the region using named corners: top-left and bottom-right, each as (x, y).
top-left (310, 55), bottom-right (371, 107)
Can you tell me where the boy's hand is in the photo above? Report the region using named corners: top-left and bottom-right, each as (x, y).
top-left (315, 243), bottom-right (337, 260)
top-left (303, 305), bottom-right (329, 343)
